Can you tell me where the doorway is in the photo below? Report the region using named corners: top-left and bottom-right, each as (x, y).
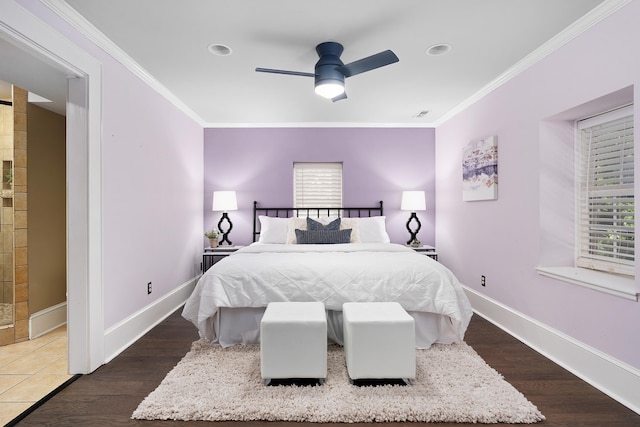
top-left (1, 2), bottom-right (104, 374)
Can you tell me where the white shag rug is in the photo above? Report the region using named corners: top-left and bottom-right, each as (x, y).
top-left (132, 340), bottom-right (545, 423)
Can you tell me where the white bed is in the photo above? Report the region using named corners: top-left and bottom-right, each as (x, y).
top-left (182, 205), bottom-right (473, 348)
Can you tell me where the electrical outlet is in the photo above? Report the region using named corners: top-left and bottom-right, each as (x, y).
top-left (481, 275), bottom-right (486, 287)
top-left (147, 281), bottom-right (152, 294)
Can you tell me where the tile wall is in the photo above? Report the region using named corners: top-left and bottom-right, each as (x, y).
top-left (0, 86), bottom-right (28, 344)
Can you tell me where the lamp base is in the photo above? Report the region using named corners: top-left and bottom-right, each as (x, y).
top-left (406, 212), bottom-right (421, 245)
top-left (217, 212), bottom-right (233, 245)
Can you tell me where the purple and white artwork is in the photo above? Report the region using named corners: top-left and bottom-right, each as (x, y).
top-left (462, 136), bottom-right (498, 201)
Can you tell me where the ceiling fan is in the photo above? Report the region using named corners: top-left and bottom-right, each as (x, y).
top-left (255, 41), bottom-right (399, 102)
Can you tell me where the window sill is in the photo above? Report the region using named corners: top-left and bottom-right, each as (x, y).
top-left (536, 266), bottom-right (638, 301)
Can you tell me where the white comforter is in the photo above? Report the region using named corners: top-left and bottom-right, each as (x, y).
top-left (182, 243), bottom-right (472, 344)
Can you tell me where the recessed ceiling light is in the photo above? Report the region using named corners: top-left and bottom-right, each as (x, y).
top-left (208, 44), bottom-right (232, 56)
top-left (426, 43), bottom-right (451, 56)
top-left (414, 110), bottom-right (430, 118)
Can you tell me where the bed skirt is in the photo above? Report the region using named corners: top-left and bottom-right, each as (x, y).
top-left (212, 307), bottom-right (461, 349)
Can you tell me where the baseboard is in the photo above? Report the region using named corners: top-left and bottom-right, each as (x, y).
top-left (104, 276), bottom-right (199, 363)
top-left (29, 302), bottom-right (67, 339)
top-left (463, 286), bottom-right (640, 415)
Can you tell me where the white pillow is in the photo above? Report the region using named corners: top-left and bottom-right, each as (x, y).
top-left (353, 216), bottom-right (390, 243)
top-left (316, 216), bottom-right (340, 225)
top-left (258, 216), bottom-right (289, 244)
top-left (338, 218), bottom-right (361, 243)
top-left (285, 217), bottom-right (308, 244)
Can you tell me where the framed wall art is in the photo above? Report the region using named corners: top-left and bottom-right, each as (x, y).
top-left (462, 135), bottom-right (498, 201)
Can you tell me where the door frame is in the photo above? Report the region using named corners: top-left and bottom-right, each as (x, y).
top-left (1, 0), bottom-right (104, 373)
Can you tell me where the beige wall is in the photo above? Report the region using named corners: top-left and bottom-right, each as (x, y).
top-left (26, 104), bottom-right (66, 314)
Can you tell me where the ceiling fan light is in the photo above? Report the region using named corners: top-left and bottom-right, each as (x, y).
top-left (315, 82), bottom-right (344, 99)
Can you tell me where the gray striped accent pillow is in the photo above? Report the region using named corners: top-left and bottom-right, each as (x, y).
top-left (295, 229), bottom-right (352, 244)
top-left (307, 217), bottom-right (341, 231)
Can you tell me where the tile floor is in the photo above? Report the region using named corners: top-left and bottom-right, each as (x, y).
top-left (0, 325), bottom-right (71, 426)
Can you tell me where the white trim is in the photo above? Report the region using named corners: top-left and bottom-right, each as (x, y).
top-left (103, 277), bottom-right (198, 363)
top-left (203, 122), bottom-right (437, 128)
top-left (536, 266), bottom-right (638, 301)
top-left (29, 302), bottom-right (67, 339)
top-left (1, 0), bottom-right (104, 374)
top-left (435, 0), bottom-right (633, 126)
top-left (463, 285), bottom-right (640, 415)
top-left (41, 0), bottom-right (205, 127)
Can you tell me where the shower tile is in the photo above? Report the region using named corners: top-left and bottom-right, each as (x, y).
top-left (13, 113), bottom-right (26, 132)
top-left (13, 194), bottom-right (26, 211)
top-left (1, 207), bottom-right (13, 224)
top-left (14, 283), bottom-right (26, 302)
top-left (3, 119), bottom-right (13, 135)
top-left (2, 284), bottom-right (12, 303)
top-left (14, 303), bottom-right (27, 323)
top-left (14, 320), bottom-right (27, 341)
top-left (1, 231), bottom-right (12, 253)
top-left (13, 149), bottom-right (26, 169)
top-left (14, 247), bottom-right (26, 266)
top-left (15, 266), bottom-right (26, 285)
top-left (14, 229), bottom-right (26, 248)
top-left (0, 136), bottom-right (10, 150)
top-left (14, 211), bottom-right (26, 228)
top-left (12, 167), bottom-right (25, 188)
top-left (0, 328), bottom-right (13, 346)
top-left (13, 131), bottom-right (25, 150)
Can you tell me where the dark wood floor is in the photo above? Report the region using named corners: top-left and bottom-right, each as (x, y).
top-left (12, 308), bottom-right (640, 426)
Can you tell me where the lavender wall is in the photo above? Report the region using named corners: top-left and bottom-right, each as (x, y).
top-left (100, 66), bottom-right (203, 329)
top-left (16, 0), bottom-right (204, 330)
top-left (436, 2), bottom-right (639, 369)
top-left (203, 128), bottom-right (435, 247)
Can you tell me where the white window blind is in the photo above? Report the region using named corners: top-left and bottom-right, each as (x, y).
top-left (577, 105), bottom-right (634, 276)
top-left (293, 162), bottom-right (343, 208)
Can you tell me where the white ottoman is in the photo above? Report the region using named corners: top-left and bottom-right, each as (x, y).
top-left (343, 302), bottom-right (415, 380)
top-left (260, 302), bottom-right (327, 384)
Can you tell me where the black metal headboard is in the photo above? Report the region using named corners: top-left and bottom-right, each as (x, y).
top-left (253, 201), bottom-right (383, 242)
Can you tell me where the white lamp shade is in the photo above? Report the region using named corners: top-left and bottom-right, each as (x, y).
top-left (401, 191), bottom-right (426, 211)
top-left (212, 191), bottom-right (238, 211)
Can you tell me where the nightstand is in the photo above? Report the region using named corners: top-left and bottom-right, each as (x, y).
top-left (410, 245), bottom-right (438, 261)
top-left (203, 246), bottom-right (243, 272)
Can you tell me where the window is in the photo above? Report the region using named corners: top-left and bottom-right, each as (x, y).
top-left (576, 105), bottom-right (634, 276)
top-left (293, 162), bottom-right (342, 208)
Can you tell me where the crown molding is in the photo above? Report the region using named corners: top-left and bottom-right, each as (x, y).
top-left (41, 0), bottom-right (206, 126)
top-left (434, 0), bottom-right (633, 126)
top-left (202, 121), bottom-right (436, 128)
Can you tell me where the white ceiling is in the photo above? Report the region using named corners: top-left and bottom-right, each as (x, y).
top-left (3, 0), bottom-right (615, 125)
top-left (0, 36), bottom-right (68, 114)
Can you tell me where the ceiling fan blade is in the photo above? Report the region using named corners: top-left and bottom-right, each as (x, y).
top-left (331, 92), bottom-right (348, 102)
top-left (336, 50), bottom-right (399, 78)
top-left (255, 67), bottom-right (315, 77)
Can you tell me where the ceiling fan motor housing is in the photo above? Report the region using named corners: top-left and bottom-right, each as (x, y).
top-left (314, 42), bottom-right (345, 89)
